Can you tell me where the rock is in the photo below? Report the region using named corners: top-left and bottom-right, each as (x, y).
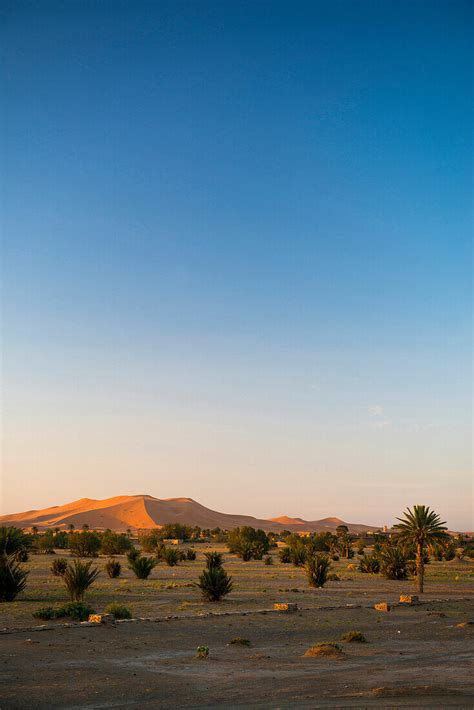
top-left (399, 595), bottom-right (419, 604)
top-left (374, 602), bottom-right (391, 612)
top-left (273, 603), bottom-right (298, 612)
top-left (87, 613), bottom-right (114, 624)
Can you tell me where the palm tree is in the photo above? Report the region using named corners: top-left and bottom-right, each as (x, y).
top-left (394, 505), bottom-right (448, 593)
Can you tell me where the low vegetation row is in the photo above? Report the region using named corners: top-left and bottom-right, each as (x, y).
top-left (0, 506), bottom-right (472, 608)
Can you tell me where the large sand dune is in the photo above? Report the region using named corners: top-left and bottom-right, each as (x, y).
top-left (0, 494), bottom-right (379, 533)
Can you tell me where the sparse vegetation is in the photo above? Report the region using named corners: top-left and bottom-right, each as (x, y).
top-left (197, 566), bottom-right (233, 601)
top-left (63, 560), bottom-right (100, 601)
top-left (228, 637), bottom-right (250, 646)
top-left (32, 602), bottom-right (94, 622)
top-left (0, 554), bottom-right (29, 602)
top-left (227, 527), bottom-right (270, 560)
top-left (128, 555), bottom-right (157, 579)
top-left (162, 547), bottom-right (180, 567)
top-left (358, 554), bottom-right (380, 574)
top-left (204, 551), bottom-right (223, 569)
top-left (105, 602), bottom-right (132, 619)
top-left (304, 553), bottom-right (331, 588)
top-left (51, 558), bottom-right (68, 576)
top-left (105, 559), bottom-right (121, 578)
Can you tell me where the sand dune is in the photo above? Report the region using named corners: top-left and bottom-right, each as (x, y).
top-left (0, 495), bottom-right (379, 533)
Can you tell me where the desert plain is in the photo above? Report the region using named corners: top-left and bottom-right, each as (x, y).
top-left (1, 544), bottom-right (473, 709)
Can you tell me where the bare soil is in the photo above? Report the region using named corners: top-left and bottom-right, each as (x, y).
top-left (1, 547), bottom-right (473, 708)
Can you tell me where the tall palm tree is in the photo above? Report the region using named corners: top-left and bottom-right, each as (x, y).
top-left (394, 505), bottom-right (448, 593)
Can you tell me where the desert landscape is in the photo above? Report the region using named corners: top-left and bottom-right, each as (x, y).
top-left (1, 503), bottom-right (473, 708)
top-left (3, 1), bottom-right (471, 708)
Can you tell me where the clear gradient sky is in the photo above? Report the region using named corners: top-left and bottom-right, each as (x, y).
top-left (1, 1), bottom-right (472, 529)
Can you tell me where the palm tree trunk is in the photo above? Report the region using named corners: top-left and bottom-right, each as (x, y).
top-left (416, 542), bottom-right (424, 593)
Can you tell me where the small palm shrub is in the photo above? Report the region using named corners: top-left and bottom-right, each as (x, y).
top-left (127, 548), bottom-right (140, 562)
top-left (105, 602), bottom-right (132, 619)
top-left (186, 548), bottom-right (196, 560)
top-left (0, 554), bottom-right (29, 602)
top-left (129, 555), bottom-right (157, 579)
top-left (63, 560), bottom-right (100, 601)
top-left (204, 551), bottom-right (223, 569)
top-left (379, 546), bottom-right (411, 580)
top-left (105, 559), bottom-right (121, 578)
top-left (0, 527), bottom-right (31, 561)
top-left (305, 553), bottom-right (331, 588)
top-left (197, 566), bottom-right (233, 601)
top-left (196, 645), bottom-right (209, 658)
top-left (162, 547), bottom-right (179, 567)
top-left (358, 554), bottom-right (380, 574)
top-left (278, 547), bottom-right (292, 563)
top-left (51, 558), bottom-right (68, 576)
top-left (290, 543), bottom-right (307, 567)
top-left (341, 630), bottom-right (367, 643)
top-left (264, 555), bottom-right (273, 565)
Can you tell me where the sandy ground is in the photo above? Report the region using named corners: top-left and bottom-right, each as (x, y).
top-left (1, 548), bottom-right (473, 708)
top-left (1, 600), bottom-right (474, 708)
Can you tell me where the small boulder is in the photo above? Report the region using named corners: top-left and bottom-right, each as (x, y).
top-left (273, 602), bottom-right (298, 612)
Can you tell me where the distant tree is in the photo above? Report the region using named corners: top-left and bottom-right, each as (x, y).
top-left (68, 524), bottom-right (75, 532)
top-left (227, 527), bottom-right (269, 560)
top-left (394, 505), bottom-right (449, 593)
top-left (68, 531), bottom-right (101, 558)
top-left (100, 532), bottom-right (132, 556)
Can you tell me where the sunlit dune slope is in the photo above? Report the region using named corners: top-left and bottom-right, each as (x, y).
top-left (0, 495), bottom-right (379, 533)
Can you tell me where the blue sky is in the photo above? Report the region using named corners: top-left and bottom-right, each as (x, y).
top-left (1, 1), bottom-right (472, 528)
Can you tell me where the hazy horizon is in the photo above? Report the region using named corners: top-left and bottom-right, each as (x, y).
top-left (1, 1), bottom-right (472, 531)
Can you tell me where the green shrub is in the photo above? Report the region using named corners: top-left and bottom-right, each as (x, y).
top-left (32, 606), bottom-right (60, 620)
top-left (128, 555), bottom-right (157, 579)
top-left (358, 554), bottom-right (380, 574)
top-left (105, 602), bottom-right (132, 619)
top-left (197, 566), bottom-right (233, 601)
top-left (32, 602), bottom-right (94, 621)
top-left (0, 527), bottom-right (31, 561)
top-left (204, 551), bottom-right (223, 569)
top-left (227, 527), bottom-right (269, 560)
top-left (379, 546), bottom-right (411, 580)
top-left (196, 645), bottom-right (209, 658)
top-left (51, 558), bottom-right (68, 576)
top-left (68, 531), bottom-right (101, 558)
top-left (162, 547), bottom-right (179, 567)
top-left (186, 548), bottom-right (197, 560)
top-left (61, 601), bottom-right (95, 621)
top-left (278, 547), bottom-right (292, 563)
top-left (63, 560), bottom-right (100, 601)
top-left (100, 532), bottom-right (132, 556)
top-left (105, 559), bottom-right (121, 578)
top-left (341, 630), bottom-right (367, 643)
top-left (127, 548), bottom-right (140, 562)
top-left (264, 555), bottom-right (273, 565)
top-left (305, 553), bottom-right (331, 588)
top-left (0, 554), bottom-right (29, 602)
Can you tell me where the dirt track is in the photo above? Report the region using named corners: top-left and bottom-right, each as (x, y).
top-left (1, 599), bottom-right (473, 708)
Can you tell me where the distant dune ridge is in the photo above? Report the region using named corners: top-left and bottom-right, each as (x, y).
top-left (0, 494), bottom-right (380, 533)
